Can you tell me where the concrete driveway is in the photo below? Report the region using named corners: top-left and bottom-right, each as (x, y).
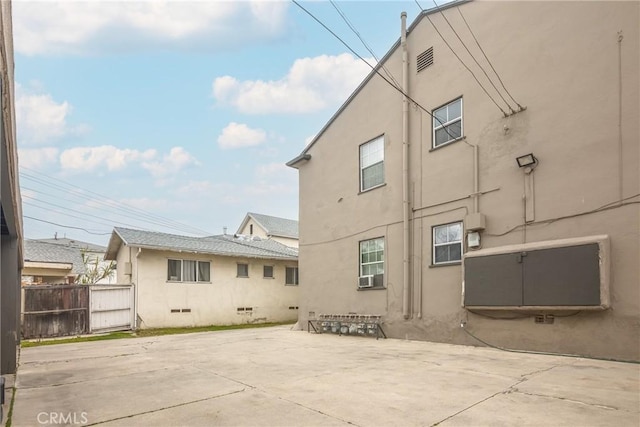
top-left (10, 325), bottom-right (640, 426)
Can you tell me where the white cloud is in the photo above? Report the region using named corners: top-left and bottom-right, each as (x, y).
top-left (18, 147), bottom-right (59, 169)
top-left (13, 1), bottom-right (289, 56)
top-left (141, 146), bottom-right (199, 178)
top-left (120, 197), bottom-right (168, 211)
top-left (59, 145), bottom-right (157, 172)
top-left (217, 122), bottom-right (267, 149)
top-left (212, 53), bottom-right (374, 114)
top-left (16, 84), bottom-right (89, 145)
top-left (255, 162), bottom-right (290, 178)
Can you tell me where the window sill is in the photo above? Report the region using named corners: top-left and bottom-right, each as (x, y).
top-left (166, 281), bottom-right (212, 284)
top-left (285, 284), bottom-right (299, 286)
top-left (263, 277), bottom-right (275, 280)
top-left (357, 286), bottom-right (386, 291)
top-left (429, 261), bottom-right (461, 268)
top-left (359, 183), bottom-right (386, 195)
top-left (429, 136), bottom-right (466, 152)
top-left (237, 276), bottom-right (249, 279)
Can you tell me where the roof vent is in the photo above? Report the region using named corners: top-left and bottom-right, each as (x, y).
top-left (417, 47), bottom-right (434, 72)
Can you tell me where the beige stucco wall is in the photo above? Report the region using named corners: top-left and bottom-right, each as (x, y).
top-left (117, 246), bottom-right (299, 328)
top-left (295, 1), bottom-right (639, 360)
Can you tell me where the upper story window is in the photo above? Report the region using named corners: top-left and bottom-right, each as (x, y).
top-left (263, 265), bottom-right (274, 279)
top-left (433, 222), bottom-right (463, 265)
top-left (285, 267), bottom-right (299, 285)
top-left (359, 135), bottom-right (384, 192)
top-left (432, 97), bottom-right (463, 148)
top-left (167, 259), bottom-right (210, 282)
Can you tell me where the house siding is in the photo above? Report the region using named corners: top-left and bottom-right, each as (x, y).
top-left (128, 249), bottom-right (298, 328)
top-left (294, 1), bottom-right (639, 360)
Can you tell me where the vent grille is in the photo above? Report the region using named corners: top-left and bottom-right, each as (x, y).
top-left (417, 47), bottom-right (434, 72)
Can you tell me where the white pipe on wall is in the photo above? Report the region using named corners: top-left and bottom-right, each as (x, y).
top-left (401, 12), bottom-right (411, 320)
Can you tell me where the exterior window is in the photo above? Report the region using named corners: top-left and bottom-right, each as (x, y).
top-left (250, 224), bottom-right (253, 235)
top-left (433, 98), bottom-right (462, 148)
top-left (285, 267), bottom-right (299, 285)
top-left (360, 135), bottom-right (384, 192)
top-left (168, 259), bottom-right (182, 281)
top-left (360, 238), bottom-right (384, 287)
top-left (263, 265), bottom-right (274, 279)
top-left (237, 263), bottom-right (249, 278)
top-left (167, 259), bottom-right (210, 282)
top-left (433, 222), bottom-right (463, 265)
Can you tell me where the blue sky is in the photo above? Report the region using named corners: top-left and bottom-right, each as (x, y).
top-left (15, 0), bottom-right (424, 245)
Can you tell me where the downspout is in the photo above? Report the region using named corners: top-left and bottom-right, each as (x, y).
top-left (473, 144), bottom-right (479, 213)
top-left (401, 12), bottom-right (411, 320)
top-left (135, 247), bottom-right (141, 329)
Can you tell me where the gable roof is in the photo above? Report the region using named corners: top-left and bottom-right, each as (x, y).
top-left (33, 237), bottom-right (106, 253)
top-left (237, 212), bottom-right (299, 239)
top-left (24, 240), bottom-right (86, 274)
top-left (287, 0), bottom-right (472, 168)
top-left (105, 227), bottom-right (298, 261)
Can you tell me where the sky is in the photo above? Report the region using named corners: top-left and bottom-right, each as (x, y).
top-left (15, 0), bottom-right (425, 246)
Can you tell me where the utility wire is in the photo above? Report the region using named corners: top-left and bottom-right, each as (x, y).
top-left (19, 166), bottom-right (212, 236)
top-left (430, 0), bottom-right (515, 114)
top-left (291, 0), bottom-right (460, 141)
top-left (329, 0), bottom-right (401, 89)
top-left (23, 215), bottom-right (112, 236)
top-left (456, 6), bottom-right (524, 110)
top-left (414, 0), bottom-right (508, 116)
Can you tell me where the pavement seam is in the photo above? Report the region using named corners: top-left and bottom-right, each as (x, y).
top-left (510, 390), bottom-right (624, 412)
top-left (84, 388), bottom-right (246, 426)
top-left (19, 352), bottom-right (139, 366)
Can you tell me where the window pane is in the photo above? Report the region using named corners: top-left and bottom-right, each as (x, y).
top-left (363, 161), bottom-right (384, 190)
top-left (449, 99), bottom-right (462, 120)
top-left (447, 120), bottom-right (462, 139)
top-left (198, 261), bottom-right (210, 282)
top-left (449, 243), bottom-right (462, 261)
top-left (448, 223), bottom-right (462, 242)
top-left (264, 265), bottom-right (273, 278)
top-left (168, 259), bottom-right (181, 281)
top-left (435, 128), bottom-right (450, 147)
top-left (435, 246), bottom-right (449, 263)
top-left (435, 226), bottom-right (448, 244)
top-left (183, 260), bottom-right (196, 282)
top-left (286, 267), bottom-right (298, 285)
top-left (237, 263), bottom-right (248, 277)
top-left (434, 106), bottom-right (447, 126)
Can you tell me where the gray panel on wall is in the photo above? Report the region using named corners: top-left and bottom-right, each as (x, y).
top-left (523, 244), bottom-right (601, 306)
top-left (464, 253), bottom-right (522, 306)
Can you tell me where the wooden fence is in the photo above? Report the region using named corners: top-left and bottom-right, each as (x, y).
top-left (22, 284), bottom-right (134, 339)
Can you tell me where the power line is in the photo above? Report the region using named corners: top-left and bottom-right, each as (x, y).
top-left (23, 215), bottom-right (112, 236)
top-left (329, 0), bottom-right (401, 89)
top-left (455, 5), bottom-right (524, 110)
top-left (414, 0), bottom-right (508, 116)
top-left (290, 0), bottom-right (460, 141)
top-left (19, 166), bottom-right (213, 236)
top-left (430, 0), bottom-right (516, 114)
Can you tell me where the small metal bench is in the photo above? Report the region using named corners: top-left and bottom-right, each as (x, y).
top-left (308, 313), bottom-right (386, 339)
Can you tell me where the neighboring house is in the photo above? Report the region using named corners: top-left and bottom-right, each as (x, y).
top-left (22, 240), bottom-right (86, 285)
top-left (29, 237), bottom-right (114, 284)
top-left (105, 227), bottom-right (299, 329)
top-left (236, 212), bottom-right (299, 248)
top-left (287, 1), bottom-right (639, 361)
top-left (0, 0), bottom-right (22, 377)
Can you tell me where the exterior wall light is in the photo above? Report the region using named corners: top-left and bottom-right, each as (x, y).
top-left (516, 153), bottom-right (537, 168)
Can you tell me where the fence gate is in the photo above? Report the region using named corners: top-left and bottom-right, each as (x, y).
top-left (89, 284), bottom-right (135, 333)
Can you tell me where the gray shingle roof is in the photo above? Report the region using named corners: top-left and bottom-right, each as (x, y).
top-left (24, 240), bottom-right (87, 274)
top-left (105, 227), bottom-right (298, 261)
top-left (33, 237), bottom-right (106, 253)
top-left (244, 212), bottom-right (298, 239)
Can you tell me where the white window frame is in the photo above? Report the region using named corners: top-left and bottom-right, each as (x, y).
top-left (432, 97), bottom-right (463, 148)
top-left (359, 135), bottom-right (385, 192)
top-left (285, 266), bottom-right (299, 285)
top-left (167, 259), bottom-right (211, 283)
top-left (359, 237), bottom-right (384, 287)
top-left (432, 222), bottom-right (463, 265)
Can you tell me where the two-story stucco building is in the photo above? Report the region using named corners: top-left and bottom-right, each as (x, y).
top-left (288, 0), bottom-right (639, 361)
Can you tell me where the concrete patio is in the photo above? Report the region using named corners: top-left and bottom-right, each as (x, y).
top-left (8, 325), bottom-right (640, 426)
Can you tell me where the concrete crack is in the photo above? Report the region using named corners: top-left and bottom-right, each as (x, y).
top-left (20, 352), bottom-right (139, 366)
top-left (85, 389), bottom-right (246, 426)
top-left (511, 390), bottom-right (622, 412)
